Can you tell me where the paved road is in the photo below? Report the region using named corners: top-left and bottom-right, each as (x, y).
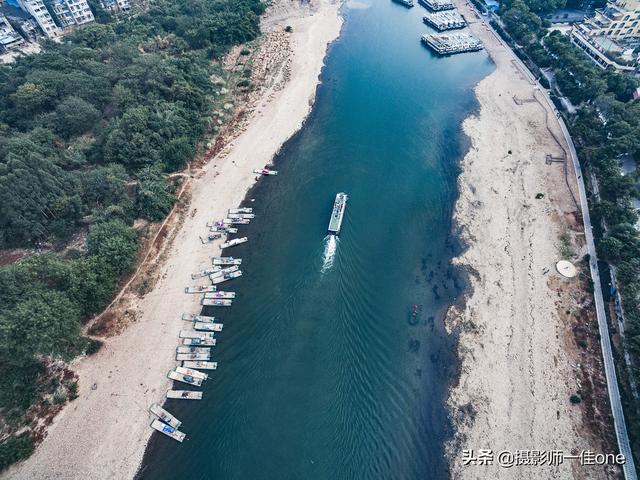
top-left (476, 11), bottom-right (638, 479)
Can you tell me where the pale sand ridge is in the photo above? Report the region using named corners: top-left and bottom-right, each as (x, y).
top-left (447, 3), bottom-right (615, 479)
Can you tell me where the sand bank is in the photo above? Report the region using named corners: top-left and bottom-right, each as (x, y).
top-left (446, 4), bottom-right (616, 479)
top-left (3, 1), bottom-right (342, 478)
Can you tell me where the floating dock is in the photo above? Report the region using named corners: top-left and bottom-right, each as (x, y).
top-left (228, 213), bottom-right (255, 220)
top-left (168, 370), bottom-right (203, 387)
top-left (183, 361), bottom-right (218, 370)
top-left (149, 403), bottom-right (181, 428)
top-left (175, 366), bottom-right (208, 381)
top-left (328, 193), bottom-right (348, 235)
top-left (418, 0), bottom-right (454, 10)
top-left (151, 419), bottom-right (186, 442)
top-left (254, 168), bottom-right (278, 176)
top-left (184, 285), bottom-right (217, 294)
top-left (182, 313), bottom-right (216, 323)
top-left (229, 208), bottom-right (253, 214)
top-left (194, 321), bottom-right (223, 332)
top-left (179, 330), bottom-right (215, 340)
top-left (203, 291), bottom-right (236, 299)
top-left (212, 256), bottom-right (242, 265)
top-left (191, 266), bottom-right (222, 279)
top-left (421, 33), bottom-right (483, 54)
top-left (201, 298), bottom-right (233, 307)
top-left (211, 270), bottom-right (242, 284)
top-left (182, 337), bottom-right (216, 346)
top-left (423, 11), bottom-right (466, 30)
top-left (167, 390), bottom-right (203, 400)
top-left (176, 352), bottom-right (210, 361)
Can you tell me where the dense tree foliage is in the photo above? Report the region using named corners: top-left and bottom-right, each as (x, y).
top-left (0, 0), bottom-right (264, 248)
top-left (0, 0), bottom-right (264, 467)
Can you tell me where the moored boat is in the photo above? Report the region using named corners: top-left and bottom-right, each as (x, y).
top-left (182, 361), bottom-right (218, 370)
top-left (175, 365), bottom-right (208, 380)
top-left (210, 270), bottom-right (243, 284)
top-left (166, 390), bottom-right (203, 400)
top-left (176, 352), bottom-right (210, 361)
top-left (182, 337), bottom-right (216, 346)
top-left (168, 369), bottom-right (204, 386)
top-left (151, 419), bottom-right (186, 442)
top-left (149, 403), bottom-right (181, 428)
top-left (194, 321), bottom-right (224, 332)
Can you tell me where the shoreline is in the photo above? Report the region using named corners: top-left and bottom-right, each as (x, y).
top-left (3, 1), bottom-right (343, 479)
top-left (446, 3), bottom-right (616, 479)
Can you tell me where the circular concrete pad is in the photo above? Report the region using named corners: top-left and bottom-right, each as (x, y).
top-left (556, 260), bottom-right (578, 278)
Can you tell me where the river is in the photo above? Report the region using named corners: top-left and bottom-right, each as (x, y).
top-left (139, 1), bottom-right (492, 478)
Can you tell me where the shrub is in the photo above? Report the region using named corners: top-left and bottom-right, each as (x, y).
top-left (0, 435), bottom-right (34, 471)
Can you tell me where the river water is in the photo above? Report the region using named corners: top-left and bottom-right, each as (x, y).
top-left (139, 2), bottom-right (492, 478)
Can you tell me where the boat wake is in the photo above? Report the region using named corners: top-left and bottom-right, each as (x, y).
top-left (321, 235), bottom-right (338, 273)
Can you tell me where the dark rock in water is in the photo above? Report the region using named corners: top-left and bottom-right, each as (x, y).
top-left (408, 339), bottom-right (421, 353)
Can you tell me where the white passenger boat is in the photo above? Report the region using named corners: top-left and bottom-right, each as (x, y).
top-left (211, 270), bottom-right (242, 284)
top-left (228, 208), bottom-right (253, 214)
top-left (253, 168), bottom-right (278, 176)
top-left (175, 366), bottom-right (208, 380)
top-left (228, 213), bottom-right (255, 219)
top-left (176, 346), bottom-right (210, 354)
top-left (182, 337), bottom-right (216, 346)
top-left (194, 321), bottom-right (223, 332)
top-left (176, 352), bottom-right (210, 361)
top-left (212, 256), bottom-right (242, 265)
top-left (167, 390), bottom-right (202, 400)
top-left (184, 285), bottom-right (217, 294)
top-left (149, 403), bottom-right (181, 428)
top-left (203, 291), bottom-right (235, 299)
top-left (179, 330), bottom-right (215, 339)
top-left (182, 361), bottom-right (218, 370)
top-left (168, 369), bottom-right (203, 386)
top-left (201, 298), bottom-right (232, 307)
top-left (151, 419), bottom-right (186, 442)
top-left (220, 237), bottom-right (248, 249)
top-left (328, 192), bottom-right (348, 235)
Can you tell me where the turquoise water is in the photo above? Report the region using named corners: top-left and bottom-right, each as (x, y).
top-left (139, 2), bottom-right (492, 479)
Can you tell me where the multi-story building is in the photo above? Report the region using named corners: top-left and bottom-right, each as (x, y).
top-left (0, 13), bottom-right (24, 50)
top-left (51, 0), bottom-right (94, 27)
top-left (15, 0), bottom-right (60, 38)
top-left (585, 0), bottom-right (640, 42)
top-left (570, 23), bottom-right (638, 71)
top-left (99, 0), bottom-right (130, 14)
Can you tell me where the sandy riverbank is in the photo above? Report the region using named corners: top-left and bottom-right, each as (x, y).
top-left (446, 4), bottom-right (616, 480)
top-left (3, 1), bottom-right (342, 479)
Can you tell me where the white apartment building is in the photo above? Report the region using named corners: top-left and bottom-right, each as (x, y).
top-left (0, 13), bottom-right (24, 50)
top-left (51, 0), bottom-right (94, 27)
top-left (585, 0), bottom-right (640, 42)
top-left (16, 0), bottom-right (61, 38)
